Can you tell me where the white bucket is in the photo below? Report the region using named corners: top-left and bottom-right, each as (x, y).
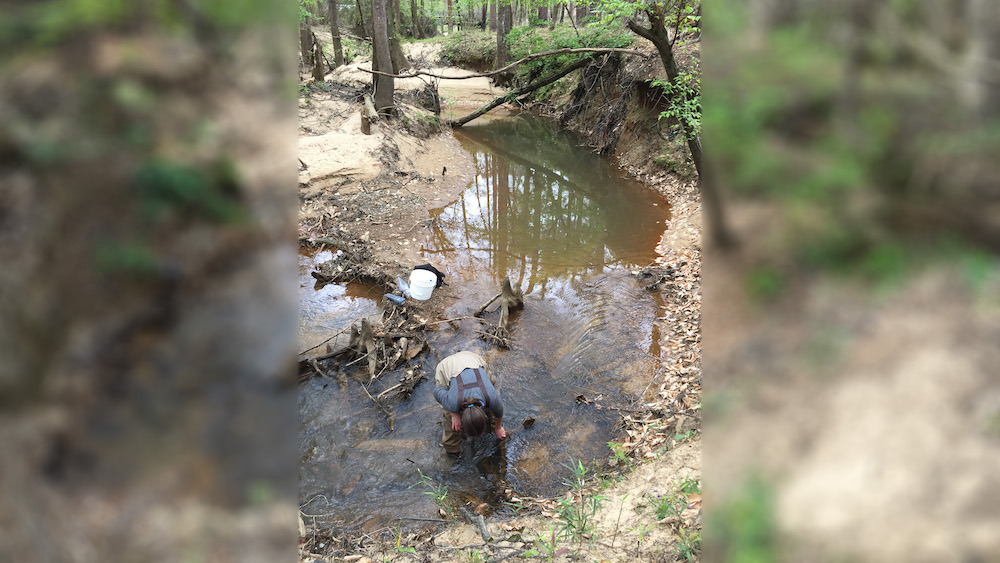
top-left (408, 269), bottom-right (437, 300)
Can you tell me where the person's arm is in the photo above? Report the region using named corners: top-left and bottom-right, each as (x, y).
top-left (451, 412), bottom-right (462, 432)
top-left (494, 416), bottom-right (506, 439)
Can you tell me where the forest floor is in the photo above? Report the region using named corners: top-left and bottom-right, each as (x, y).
top-left (297, 38), bottom-right (702, 562)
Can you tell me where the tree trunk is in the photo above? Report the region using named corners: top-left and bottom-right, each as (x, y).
top-left (356, 0), bottom-right (368, 38)
top-left (550, 2), bottom-right (559, 29)
top-left (372, 0), bottom-right (394, 114)
top-left (538, 6), bottom-right (548, 23)
top-left (393, 0), bottom-right (402, 35)
top-left (489, 0), bottom-right (497, 31)
top-left (480, 4), bottom-right (488, 29)
top-left (329, 0), bottom-right (345, 67)
top-left (447, 0), bottom-right (453, 32)
top-left (299, 18), bottom-right (314, 71)
top-left (410, 0), bottom-right (420, 38)
top-left (495, 3), bottom-right (512, 70)
top-left (627, 6), bottom-right (733, 249)
top-left (386, 0), bottom-right (410, 72)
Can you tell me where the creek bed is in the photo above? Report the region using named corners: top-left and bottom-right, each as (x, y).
top-left (299, 113), bottom-right (671, 532)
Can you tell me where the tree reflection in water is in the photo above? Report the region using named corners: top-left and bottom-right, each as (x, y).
top-left (424, 114), bottom-right (671, 295)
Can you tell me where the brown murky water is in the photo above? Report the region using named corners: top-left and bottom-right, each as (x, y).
top-left (299, 114), bottom-right (671, 532)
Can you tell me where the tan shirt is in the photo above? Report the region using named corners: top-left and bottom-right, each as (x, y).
top-left (434, 351), bottom-right (485, 388)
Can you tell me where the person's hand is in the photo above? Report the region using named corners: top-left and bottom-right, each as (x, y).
top-left (495, 425), bottom-right (506, 440)
top-left (451, 412), bottom-right (462, 432)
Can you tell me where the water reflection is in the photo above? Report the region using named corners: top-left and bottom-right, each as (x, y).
top-left (298, 249), bottom-right (380, 354)
top-left (424, 114), bottom-right (671, 294)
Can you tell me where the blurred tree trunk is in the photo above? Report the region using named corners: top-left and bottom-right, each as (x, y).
top-left (447, 0), bottom-right (453, 32)
top-left (393, 0), bottom-right (402, 34)
top-left (490, 0), bottom-right (497, 31)
top-left (538, 6), bottom-right (548, 23)
top-left (329, 0), bottom-right (345, 67)
top-left (372, 0), bottom-right (394, 113)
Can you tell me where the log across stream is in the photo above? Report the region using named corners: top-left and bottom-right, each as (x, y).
top-left (298, 113), bottom-right (671, 532)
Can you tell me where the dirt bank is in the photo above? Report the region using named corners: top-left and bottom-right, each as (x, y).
top-left (298, 38), bottom-right (702, 562)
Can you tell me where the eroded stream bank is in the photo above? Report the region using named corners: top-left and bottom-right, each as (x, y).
top-left (299, 113), bottom-right (674, 532)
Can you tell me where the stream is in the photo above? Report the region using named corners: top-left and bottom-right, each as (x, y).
top-left (299, 113), bottom-right (671, 532)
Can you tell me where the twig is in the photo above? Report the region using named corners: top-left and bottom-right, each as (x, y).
top-left (298, 326), bottom-right (351, 356)
top-left (439, 542), bottom-right (488, 550)
top-left (360, 381), bottom-right (394, 429)
top-left (458, 507), bottom-right (492, 542)
top-left (426, 316), bottom-right (490, 326)
top-left (474, 293), bottom-right (501, 317)
top-left (396, 517), bottom-right (451, 523)
top-left (376, 382), bottom-right (403, 399)
top-left (356, 47), bottom-right (651, 81)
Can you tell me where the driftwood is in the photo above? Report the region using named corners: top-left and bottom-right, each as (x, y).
top-left (497, 276), bottom-right (524, 331)
top-left (449, 58), bottom-right (592, 127)
top-left (477, 276), bottom-right (524, 348)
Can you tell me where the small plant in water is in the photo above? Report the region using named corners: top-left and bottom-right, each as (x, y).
top-left (410, 469), bottom-right (452, 517)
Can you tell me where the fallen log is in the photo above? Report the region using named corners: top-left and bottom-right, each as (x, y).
top-left (448, 57), bottom-right (593, 128)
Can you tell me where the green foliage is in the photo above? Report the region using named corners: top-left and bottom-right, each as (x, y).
top-left (654, 476), bottom-right (700, 520)
top-left (745, 266), bottom-right (784, 302)
top-left (607, 441), bottom-right (629, 467)
top-left (134, 159), bottom-right (245, 223)
top-left (395, 525), bottom-right (417, 555)
top-left (461, 547), bottom-right (484, 563)
top-left (556, 459), bottom-right (606, 543)
top-left (505, 24), bottom-right (634, 90)
top-left (707, 475), bottom-right (776, 563)
top-left (13, 0), bottom-right (291, 45)
top-left (675, 526), bottom-right (702, 562)
top-left (94, 241), bottom-right (158, 276)
top-left (298, 0), bottom-right (319, 22)
top-left (524, 527), bottom-right (569, 562)
top-left (653, 68), bottom-right (701, 138)
top-left (441, 29), bottom-right (495, 66)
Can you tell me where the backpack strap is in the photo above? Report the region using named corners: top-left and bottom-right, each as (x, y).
top-left (456, 367), bottom-right (491, 409)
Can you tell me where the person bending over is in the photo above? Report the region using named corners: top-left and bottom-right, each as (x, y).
top-left (433, 351), bottom-right (506, 455)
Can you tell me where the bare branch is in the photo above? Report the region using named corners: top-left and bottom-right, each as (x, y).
top-left (355, 47), bottom-right (651, 80)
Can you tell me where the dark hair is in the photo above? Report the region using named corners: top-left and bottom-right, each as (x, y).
top-left (460, 404), bottom-right (489, 438)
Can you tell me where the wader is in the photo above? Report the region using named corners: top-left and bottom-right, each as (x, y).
top-left (442, 368), bottom-right (494, 454)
